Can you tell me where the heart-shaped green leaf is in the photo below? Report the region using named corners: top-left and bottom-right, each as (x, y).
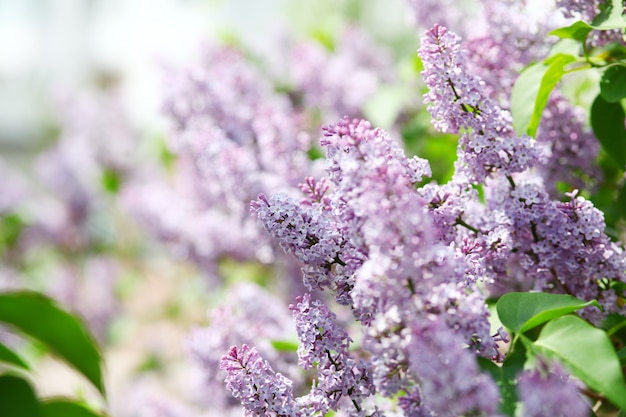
top-left (496, 292), bottom-right (599, 334)
top-left (591, 94), bottom-right (626, 169)
top-left (600, 65), bottom-right (626, 103)
top-left (511, 54), bottom-right (576, 137)
top-left (532, 315), bottom-right (626, 411)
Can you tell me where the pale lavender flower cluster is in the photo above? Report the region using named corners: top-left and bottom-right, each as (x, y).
top-left (125, 45), bottom-right (319, 285)
top-left (535, 94), bottom-right (602, 195)
top-left (461, 1), bottom-right (601, 195)
top-left (405, 0), bottom-right (486, 38)
top-left (290, 27), bottom-right (395, 121)
top-left (290, 293), bottom-right (376, 416)
top-left (189, 283), bottom-right (299, 412)
top-left (221, 344), bottom-right (299, 417)
top-left (236, 114), bottom-right (502, 417)
top-left (517, 360), bottom-right (589, 417)
top-left (467, 0), bottom-right (555, 105)
top-left (408, 320), bottom-right (501, 417)
top-left (484, 175), bottom-right (626, 322)
top-left (418, 24), bottom-right (542, 184)
top-left (217, 13), bottom-right (624, 417)
top-left (556, 0), bottom-right (625, 47)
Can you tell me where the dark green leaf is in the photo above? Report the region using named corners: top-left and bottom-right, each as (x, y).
top-left (600, 65), bottom-right (626, 102)
top-left (549, 21), bottom-right (593, 41)
top-left (592, 0), bottom-right (626, 30)
top-left (478, 346), bottom-right (526, 416)
top-left (41, 399), bottom-right (107, 417)
top-left (0, 291), bottom-right (105, 396)
top-left (496, 292), bottom-right (599, 334)
top-left (0, 342), bottom-right (30, 370)
top-left (590, 94), bottom-right (626, 168)
top-left (533, 315), bottom-right (626, 410)
top-left (511, 54), bottom-right (576, 137)
top-left (618, 346), bottom-right (626, 364)
top-left (0, 374), bottom-right (42, 417)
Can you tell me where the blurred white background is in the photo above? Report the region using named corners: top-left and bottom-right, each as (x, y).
top-left (0, 0), bottom-right (300, 152)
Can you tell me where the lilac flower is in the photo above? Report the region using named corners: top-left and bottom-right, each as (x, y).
top-left (405, 0), bottom-right (487, 39)
top-left (484, 174), bottom-right (626, 322)
top-left (188, 283), bottom-right (299, 410)
top-left (250, 192), bottom-right (349, 296)
top-left (466, 0), bottom-right (555, 105)
top-left (290, 293), bottom-right (351, 370)
top-left (221, 344), bottom-right (298, 417)
top-left (518, 359), bottom-right (589, 417)
top-left (289, 26), bottom-right (395, 121)
top-left (535, 94), bottom-right (601, 195)
top-left (556, 0), bottom-right (625, 47)
top-left (418, 24), bottom-right (542, 184)
top-left (290, 293), bottom-right (375, 416)
top-left (407, 320), bottom-right (501, 417)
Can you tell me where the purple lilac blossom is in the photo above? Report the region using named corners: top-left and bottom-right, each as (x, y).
top-left (128, 44), bottom-right (321, 288)
top-left (518, 359), bottom-right (589, 417)
top-left (188, 283), bottom-right (299, 411)
top-left (290, 293), bottom-right (376, 415)
top-left (405, 0), bottom-right (486, 39)
top-left (408, 320), bottom-right (501, 417)
top-left (418, 24), bottom-right (542, 184)
top-left (289, 26), bottom-right (395, 121)
top-left (484, 175), bottom-right (626, 322)
top-left (467, 0), bottom-right (556, 105)
top-left (463, 2), bottom-right (599, 194)
top-left (221, 344), bottom-right (299, 417)
top-left (556, 0), bottom-right (625, 47)
top-left (535, 94), bottom-right (602, 195)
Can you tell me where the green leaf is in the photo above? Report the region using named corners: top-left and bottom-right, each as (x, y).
top-left (532, 315), bottom-right (626, 411)
top-left (496, 292), bottom-right (599, 334)
top-left (0, 291), bottom-right (105, 396)
top-left (478, 346), bottom-right (526, 416)
top-left (600, 65), bottom-right (626, 103)
top-left (101, 169), bottom-right (121, 194)
top-left (590, 94), bottom-right (626, 168)
top-left (270, 339), bottom-right (299, 352)
top-left (41, 399), bottom-right (107, 417)
top-left (0, 374), bottom-right (42, 417)
top-left (549, 21), bottom-right (593, 41)
top-left (511, 54), bottom-right (576, 137)
top-left (592, 0), bottom-right (626, 30)
top-left (618, 346), bottom-right (626, 364)
top-left (0, 342), bottom-right (30, 370)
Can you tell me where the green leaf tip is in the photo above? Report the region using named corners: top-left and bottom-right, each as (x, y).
top-left (0, 291), bottom-right (106, 397)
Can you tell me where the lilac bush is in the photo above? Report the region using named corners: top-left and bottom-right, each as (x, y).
top-left (4, 1), bottom-right (626, 416)
top-left (211, 2), bottom-right (626, 416)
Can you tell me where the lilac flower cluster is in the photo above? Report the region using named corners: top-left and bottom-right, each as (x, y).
top-left (517, 359), bottom-right (589, 417)
top-left (189, 283), bottom-right (299, 412)
top-left (235, 113), bottom-right (503, 416)
top-left (127, 31), bottom-right (399, 290)
top-left (221, 344), bottom-right (298, 417)
top-left (556, 0), bottom-right (626, 47)
top-left (418, 24), bottom-right (542, 184)
top-left (289, 27), bottom-right (395, 122)
top-left (417, 23), bottom-right (626, 319)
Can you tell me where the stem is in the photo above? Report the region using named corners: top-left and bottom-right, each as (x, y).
top-left (455, 215), bottom-right (482, 234)
top-left (506, 174), bottom-right (516, 191)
